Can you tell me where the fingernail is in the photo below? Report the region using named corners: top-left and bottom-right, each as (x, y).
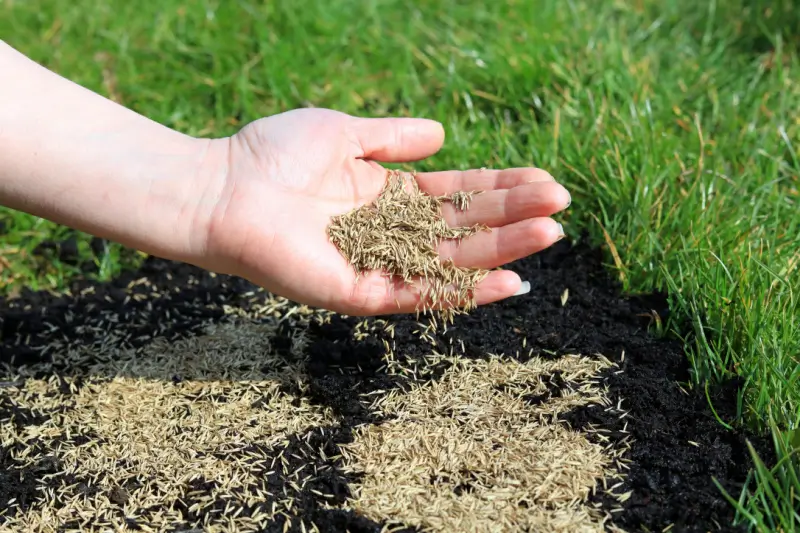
top-left (565, 191), bottom-right (572, 208)
top-left (513, 281), bottom-right (531, 296)
top-left (557, 223), bottom-right (565, 239)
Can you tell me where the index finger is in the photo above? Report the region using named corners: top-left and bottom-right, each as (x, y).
top-left (414, 167), bottom-right (555, 196)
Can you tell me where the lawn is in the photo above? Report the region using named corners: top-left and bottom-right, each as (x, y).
top-left (1, 0), bottom-right (798, 529)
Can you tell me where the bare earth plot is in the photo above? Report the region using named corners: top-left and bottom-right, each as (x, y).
top-left (0, 240), bottom-right (772, 532)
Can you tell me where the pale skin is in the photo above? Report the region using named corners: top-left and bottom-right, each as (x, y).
top-left (0, 40), bottom-right (571, 316)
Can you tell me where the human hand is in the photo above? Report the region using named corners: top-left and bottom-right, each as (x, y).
top-left (0, 42), bottom-right (568, 311)
top-left (196, 108), bottom-right (571, 316)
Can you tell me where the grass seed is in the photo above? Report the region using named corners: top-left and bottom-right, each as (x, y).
top-left (327, 169), bottom-right (490, 323)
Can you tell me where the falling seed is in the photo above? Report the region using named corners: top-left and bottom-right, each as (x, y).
top-left (561, 288), bottom-right (569, 307)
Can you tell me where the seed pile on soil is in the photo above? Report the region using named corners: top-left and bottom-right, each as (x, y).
top-left (339, 354), bottom-right (629, 531)
top-left (327, 169), bottom-right (489, 320)
top-left (0, 235), bottom-right (775, 532)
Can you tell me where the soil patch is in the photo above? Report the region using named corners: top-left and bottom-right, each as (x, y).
top-left (0, 236), bottom-right (773, 532)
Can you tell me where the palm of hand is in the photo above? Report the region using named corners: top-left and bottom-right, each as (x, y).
top-left (205, 108), bottom-right (570, 316)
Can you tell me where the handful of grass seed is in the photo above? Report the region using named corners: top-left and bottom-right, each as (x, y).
top-left (327, 169), bottom-right (490, 323)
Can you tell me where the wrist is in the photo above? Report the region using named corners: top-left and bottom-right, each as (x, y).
top-left (166, 135), bottom-right (233, 270)
top-left (117, 133), bottom-right (230, 266)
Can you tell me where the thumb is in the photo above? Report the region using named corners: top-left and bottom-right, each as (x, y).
top-left (348, 116), bottom-right (445, 162)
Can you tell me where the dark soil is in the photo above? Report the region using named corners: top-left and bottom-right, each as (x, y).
top-left (0, 236), bottom-right (774, 532)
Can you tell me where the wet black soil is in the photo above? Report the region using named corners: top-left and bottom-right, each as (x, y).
top-left (0, 236), bottom-right (774, 532)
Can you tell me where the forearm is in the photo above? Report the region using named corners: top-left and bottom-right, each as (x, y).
top-left (0, 40), bottom-right (222, 263)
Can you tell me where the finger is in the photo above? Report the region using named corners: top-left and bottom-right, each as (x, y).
top-left (439, 217), bottom-right (564, 269)
top-left (346, 269), bottom-right (525, 316)
top-left (387, 269), bottom-right (526, 311)
top-left (414, 167), bottom-right (555, 196)
top-left (349, 116), bottom-right (445, 162)
top-left (440, 181), bottom-right (571, 228)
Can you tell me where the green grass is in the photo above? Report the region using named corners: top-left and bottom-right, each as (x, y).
top-left (2, 0), bottom-right (799, 528)
top-left (717, 414), bottom-right (800, 531)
